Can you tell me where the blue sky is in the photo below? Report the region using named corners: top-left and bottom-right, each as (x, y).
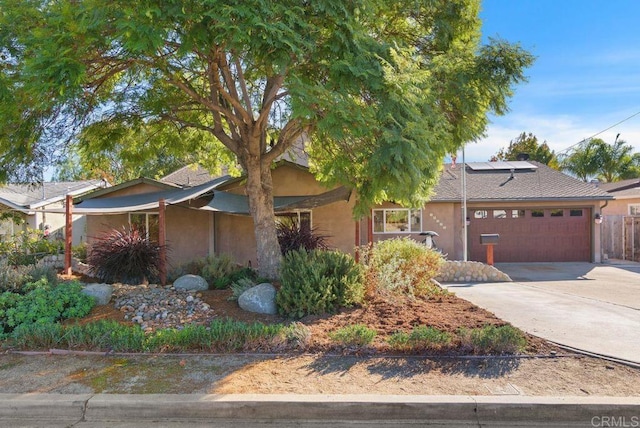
top-left (462, 0), bottom-right (640, 162)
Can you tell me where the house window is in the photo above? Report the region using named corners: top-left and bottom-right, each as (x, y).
top-left (570, 209), bottom-right (583, 217)
top-left (629, 204), bottom-right (640, 216)
top-left (531, 209), bottom-right (545, 218)
top-left (129, 213), bottom-right (159, 241)
top-left (512, 209), bottom-right (525, 218)
top-left (372, 208), bottom-right (421, 233)
top-left (550, 209), bottom-right (564, 217)
top-left (493, 210), bottom-right (507, 219)
top-left (473, 210), bottom-right (488, 219)
top-left (276, 211), bottom-right (312, 230)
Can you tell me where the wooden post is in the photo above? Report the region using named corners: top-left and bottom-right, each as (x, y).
top-left (486, 244), bottom-right (494, 266)
top-left (158, 198), bottom-right (167, 286)
top-left (64, 194), bottom-right (72, 276)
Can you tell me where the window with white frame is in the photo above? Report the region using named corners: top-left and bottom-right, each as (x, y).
top-left (276, 211), bottom-right (312, 230)
top-left (372, 208), bottom-right (421, 233)
top-left (629, 204), bottom-right (640, 216)
top-left (129, 213), bottom-right (159, 241)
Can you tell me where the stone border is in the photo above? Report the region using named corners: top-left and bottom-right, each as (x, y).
top-left (436, 260), bottom-right (511, 283)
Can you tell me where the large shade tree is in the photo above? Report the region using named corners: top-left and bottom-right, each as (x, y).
top-left (491, 132), bottom-right (558, 167)
top-left (0, 0), bottom-right (533, 277)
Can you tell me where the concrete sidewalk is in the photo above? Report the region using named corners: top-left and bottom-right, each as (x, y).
top-left (1, 393), bottom-right (639, 427)
top-left (444, 262), bottom-right (640, 365)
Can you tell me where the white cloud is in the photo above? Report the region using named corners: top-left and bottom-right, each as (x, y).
top-left (460, 110), bottom-right (640, 162)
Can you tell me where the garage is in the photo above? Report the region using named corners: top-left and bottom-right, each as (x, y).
top-left (467, 207), bottom-right (592, 262)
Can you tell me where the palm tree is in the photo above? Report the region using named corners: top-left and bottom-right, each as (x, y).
top-left (559, 139), bottom-right (600, 181)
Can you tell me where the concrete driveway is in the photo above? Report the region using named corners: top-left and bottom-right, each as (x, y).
top-left (443, 262), bottom-right (640, 364)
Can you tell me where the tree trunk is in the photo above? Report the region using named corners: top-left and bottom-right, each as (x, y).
top-left (245, 154), bottom-right (282, 279)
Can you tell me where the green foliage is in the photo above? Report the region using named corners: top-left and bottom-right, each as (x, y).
top-left (458, 325), bottom-right (526, 355)
top-left (361, 238), bottom-right (445, 298)
top-left (491, 132), bottom-right (558, 167)
top-left (276, 249), bottom-right (365, 319)
top-left (87, 226), bottom-right (164, 284)
top-left (559, 137), bottom-right (640, 183)
top-left (0, 0), bottom-right (533, 279)
top-left (169, 255), bottom-right (259, 290)
top-left (72, 243), bottom-right (88, 263)
top-left (0, 229), bottom-right (64, 267)
top-left (0, 278), bottom-right (94, 335)
top-left (276, 222), bottom-right (329, 255)
top-left (280, 322), bottom-right (311, 348)
top-left (0, 261), bottom-right (58, 294)
top-left (9, 318), bottom-right (286, 353)
top-left (228, 277), bottom-right (257, 301)
top-left (328, 324), bottom-right (376, 347)
top-left (388, 326), bottom-right (452, 351)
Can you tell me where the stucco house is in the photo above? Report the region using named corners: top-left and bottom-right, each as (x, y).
top-left (0, 180), bottom-right (106, 245)
top-left (76, 162), bottom-right (354, 267)
top-left (74, 158), bottom-right (612, 270)
top-left (366, 161), bottom-right (612, 263)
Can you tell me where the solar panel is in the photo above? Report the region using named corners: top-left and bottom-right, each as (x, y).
top-left (466, 161), bottom-right (537, 171)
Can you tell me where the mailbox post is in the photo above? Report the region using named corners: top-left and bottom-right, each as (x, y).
top-left (480, 234), bottom-right (499, 266)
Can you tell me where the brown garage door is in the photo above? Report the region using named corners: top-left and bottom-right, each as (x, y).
top-left (468, 208), bottom-right (591, 263)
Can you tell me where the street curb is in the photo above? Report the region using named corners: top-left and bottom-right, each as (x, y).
top-left (0, 394), bottom-right (639, 425)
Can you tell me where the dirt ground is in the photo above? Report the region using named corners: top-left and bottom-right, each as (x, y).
top-left (2, 287), bottom-right (639, 396)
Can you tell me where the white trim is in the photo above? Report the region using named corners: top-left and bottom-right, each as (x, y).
top-left (628, 203), bottom-right (640, 216)
top-left (372, 208), bottom-right (422, 234)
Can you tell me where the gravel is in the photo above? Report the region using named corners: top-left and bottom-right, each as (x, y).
top-left (112, 283), bottom-right (214, 333)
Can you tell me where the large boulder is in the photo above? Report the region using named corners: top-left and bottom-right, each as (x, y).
top-left (238, 283), bottom-right (277, 315)
top-left (82, 283), bottom-right (114, 305)
top-left (173, 274), bottom-right (209, 291)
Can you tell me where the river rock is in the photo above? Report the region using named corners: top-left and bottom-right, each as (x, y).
top-left (238, 283), bottom-right (277, 315)
top-left (82, 283), bottom-right (114, 305)
top-left (173, 274), bottom-right (209, 291)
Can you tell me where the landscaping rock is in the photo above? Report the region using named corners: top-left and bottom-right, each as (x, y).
top-left (173, 274), bottom-right (209, 291)
top-left (436, 260), bottom-right (511, 283)
top-left (238, 283), bottom-right (277, 315)
top-left (82, 283), bottom-right (114, 305)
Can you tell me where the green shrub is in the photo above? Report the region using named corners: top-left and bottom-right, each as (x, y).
top-left (276, 249), bottom-right (365, 319)
top-left (280, 322), bottom-right (311, 348)
top-left (228, 277), bottom-right (257, 301)
top-left (458, 325), bottom-right (526, 355)
top-left (388, 326), bottom-right (452, 351)
top-left (0, 278), bottom-right (95, 335)
top-left (169, 255), bottom-right (258, 289)
top-left (72, 243), bottom-right (88, 263)
top-left (361, 238), bottom-right (445, 298)
top-left (87, 226), bottom-right (165, 284)
top-left (0, 262), bottom-right (58, 294)
top-left (276, 221), bottom-right (329, 255)
top-left (328, 324), bottom-right (376, 346)
top-left (0, 229), bottom-right (64, 267)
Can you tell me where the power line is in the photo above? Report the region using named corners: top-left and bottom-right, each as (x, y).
top-left (556, 109), bottom-right (640, 154)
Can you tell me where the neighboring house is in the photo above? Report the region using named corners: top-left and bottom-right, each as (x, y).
top-left (597, 178), bottom-right (640, 216)
top-left (0, 180), bottom-right (107, 245)
top-left (596, 178), bottom-right (640, 261)
top-left (76, 159), bottom-right (612, 269)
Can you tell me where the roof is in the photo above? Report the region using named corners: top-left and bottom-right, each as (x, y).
top-left (161, 165), bottom-right (218, 187)
top-left (75, 177), bottom-right (178, 202)
top-left (74, 177), bottom-right (228, 214)
top-left (0, 180), bottom-right (106, 212)
top-left (432, 161), bottom-right (612, 202)
top-left (203, 187), bottom-right (351, 215)
top-left (597, 178), bottom-right (640, 193)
